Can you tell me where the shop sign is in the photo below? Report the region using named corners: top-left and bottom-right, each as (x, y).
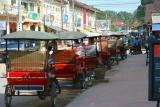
top-left (45, 15), bottom-right (51, 26)
top-left (0, 21), bottom-right (6, 30)
top-left (149, 41), bottom-right (160, 101)
top-left (152, 15), bottom-right (160, 23)
top-left (76, 18), bottom-right (81, 26)
top-left (29, 12), bottom-right (39, 20)
top-left (64, 14), bottom-right (68, 23)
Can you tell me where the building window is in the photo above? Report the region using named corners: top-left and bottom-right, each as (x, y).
top-left (21, 2), bottom-right (28, 11)
top-left (30, 3), bottom-right (34, 11)
top-left (38, 27), bottom-right (41, 31)
top-left (38, 7), bottom-right (40, 13)
top-left (11, 0), bottom-right (16, 5)
top-left (30, 25), bottom-right (35, 31)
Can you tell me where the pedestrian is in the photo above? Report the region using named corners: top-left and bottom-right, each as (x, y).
top-left (114, 36), bottom-right (125, 59)
top-left (132, 37), bottom-right (140, 54)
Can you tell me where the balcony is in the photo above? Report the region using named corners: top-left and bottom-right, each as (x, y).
top-left (22, 11), bottom-right (41, 23)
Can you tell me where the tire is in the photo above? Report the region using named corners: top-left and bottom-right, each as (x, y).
top-left (108, 57), bottom-right (114, 66)
top-left (51, 83), bottom-right (57, 107)
top-left (87, 76), bottom-right (93, 87)
top-left (116, 56), bottom-right (119, 65)
top-left (4, 85), bottom-right (12, 107)
top-left (79, 74), bottom-right (87, 89)
top-left (37, 91), bottom-right (46, 100)
top-left (105, 58), bottom-right (111, 69)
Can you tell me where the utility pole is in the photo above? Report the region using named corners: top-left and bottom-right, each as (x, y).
top-left (95, 11), bottom-right (97, 32)
top-left (72, 0), bottom-right (75, 31)
top-left (17, 0), bottom-right (22, 31)
top-left (6, 12), bottom-right (10, 34)
top-left (4, 4), bottom-right (10, 34)
top-left (61, 0), bottom-right (63, 30)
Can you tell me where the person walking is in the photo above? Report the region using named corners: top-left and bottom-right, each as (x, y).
top-left (115, 36), bottom-right (125, 60)
top-left (132, 37), bottom-right (140, 54)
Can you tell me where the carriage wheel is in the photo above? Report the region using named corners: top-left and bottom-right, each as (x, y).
top-left (116, 56), bottom-right (119, 65)
top-left (79, 73), bottom-right (87, 89)
top-left (109, 58), bottom-right (114, 66)
top-left (50, 83), bottom-right (57, 107)
top-left (87, 75), bottom-right (93, 87)
top-left (37, 91), bottom-right (46, 100)
top-left (4, 85), bottom-right (12, 107)
top-left (105, 58), bottom-right (112, 69)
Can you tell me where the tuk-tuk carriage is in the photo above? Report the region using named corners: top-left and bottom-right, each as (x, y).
top-left (107, 32), bottom-right (127, 65)
top-left (83, 33), bottom-right (101, 81)
top-left (85, 32), bottom-right (110, 67)
top-left (3, 31), bottom-right (61, 107)
top-left (51, 31), bottom-right (89, 89)
top-left (98, 32), bottom-right (111, 67)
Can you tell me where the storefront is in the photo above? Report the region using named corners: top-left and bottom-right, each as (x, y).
top-left (0, 14), bottom-right (17, 35)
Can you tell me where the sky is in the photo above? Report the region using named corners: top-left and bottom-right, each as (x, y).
top-left (80, 0), bottom-right (141, 13)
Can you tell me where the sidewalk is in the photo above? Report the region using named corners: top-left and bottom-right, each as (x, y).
top-left (67, 54), bottom-right (156, 107)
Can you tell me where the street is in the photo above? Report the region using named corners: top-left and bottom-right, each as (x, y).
top-left (67, 54), bottom-right (156, 107)
top-left (0, 54), bottom-right (157, 107)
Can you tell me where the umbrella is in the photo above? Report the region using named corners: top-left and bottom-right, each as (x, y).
top-left (3, 31), bottom-right (59, 40)
top-left (57, 31), bottom-right (87, 40)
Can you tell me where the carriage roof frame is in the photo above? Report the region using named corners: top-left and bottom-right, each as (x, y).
top-left (3, 31), bottom-right (59, 41)
top-left (57, 31), bottom-right (87, 40)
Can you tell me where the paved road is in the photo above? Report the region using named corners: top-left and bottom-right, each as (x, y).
top-left (67, 54), bottom-right (156, 107)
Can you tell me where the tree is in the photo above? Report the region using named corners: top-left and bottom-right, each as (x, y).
top-left (141, 0), bottom-right (155, 5)
top-left (96, 11), bottom-right (135, 31)
top-left (135, 0), bottom-right (155, 25)
top-left (135, 5), bottom-right (145, 24)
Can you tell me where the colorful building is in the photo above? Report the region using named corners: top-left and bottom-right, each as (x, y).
top-left (0, 0), bottom-right (98, 36)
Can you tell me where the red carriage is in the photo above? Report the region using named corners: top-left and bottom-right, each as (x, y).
top-left (3, 31), bottom-right (61, 107)
top-left (49, 31), bottom-right (89, 89)
top-left (107, 32), bottom-right (128, 65)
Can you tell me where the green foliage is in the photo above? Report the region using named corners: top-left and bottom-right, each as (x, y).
top-left (111, 26), bottom-right (118, 32)
top-left (96, 11), bottom-right (134, 31)
top-left (141, 0), bottom-right (155, 5)
top-left (96, 11), bottom-right (106, 20)
top-left (135, 6), bottom-right (145, 24)
top-left (135, 0), bottom-right (155, 24)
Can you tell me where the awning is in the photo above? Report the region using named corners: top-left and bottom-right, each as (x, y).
top-left (152, 23), bottom-right (160, 31)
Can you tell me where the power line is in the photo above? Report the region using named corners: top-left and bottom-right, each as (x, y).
top-left (89, 2), bottom-right (140, 6)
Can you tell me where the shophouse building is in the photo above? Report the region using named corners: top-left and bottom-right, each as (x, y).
top-left (0, 0), bottom-right (98, 35)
